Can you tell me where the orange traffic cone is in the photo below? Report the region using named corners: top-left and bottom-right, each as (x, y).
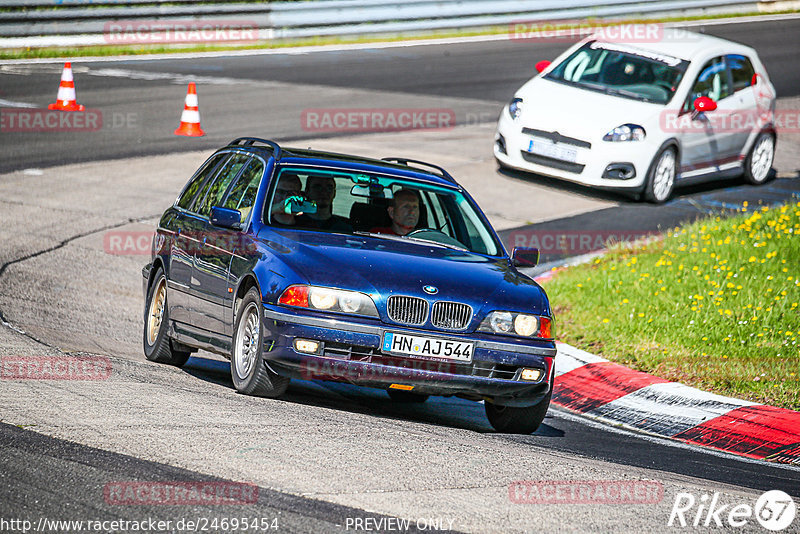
top-left (48, 62), bottom-right (85, 111)
top-left (174, 82), bottom-right (205, 137)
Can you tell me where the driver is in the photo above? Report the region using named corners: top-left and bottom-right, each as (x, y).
top-left (370, 189), bottom-right (420, 236)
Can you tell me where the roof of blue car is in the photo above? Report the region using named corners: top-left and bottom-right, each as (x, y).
top-left (232, 143), bottom-right (459, 189)
top-left (223, 138), bottom-right (460, 188)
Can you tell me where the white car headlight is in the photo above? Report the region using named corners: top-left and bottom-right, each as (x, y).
top-left (279, 285), bottom-right (379, 317)
top-left (489, 311), bottom-right (513, 333)
top-left (603, 124), bottom-right (646, 142)
top-left (479, 311), bottom-right (554, 339)
top-left (514, 314), bottom-right (539, 337)
top-left (508, 98), bottom-right (523, 120)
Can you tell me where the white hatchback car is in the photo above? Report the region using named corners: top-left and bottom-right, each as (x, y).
top-left (494, 28), bottom-right (777, 202)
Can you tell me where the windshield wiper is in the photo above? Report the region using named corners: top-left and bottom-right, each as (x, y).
top-left (604, 87), bottom-right (653, 102)
top-left (353, 231), bottom-right (468, 251)
top-left (352, 230), bottom-right (403, 241)
top-left (555, 79), bottom-right (653, 102)
top-left (404, 236), bottom-right (468, 251)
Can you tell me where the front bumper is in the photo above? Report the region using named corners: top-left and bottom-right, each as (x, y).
top-left (262, 304), bottom-right (556, 407)
top-left (495, 113), bottom-right (657, 191)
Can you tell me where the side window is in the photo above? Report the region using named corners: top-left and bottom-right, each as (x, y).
top-left (728, 54), bottom-right (755, 93)
top-left (196, 154), bottom-right (250, 218)
top-left (176, 153), bottom-right (226, 210)
top-left (223, 158), bottom-right (265, 223)
top-left (684, 57), bottom-right (731, 112)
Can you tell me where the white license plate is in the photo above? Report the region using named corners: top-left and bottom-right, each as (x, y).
top-left (527, 137), bottom-right (577, 163)
top-left (382, 332), bottom-right (473, 362)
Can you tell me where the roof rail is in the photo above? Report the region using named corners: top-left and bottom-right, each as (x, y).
top-left (229, 137), bottom-right (282, 160)
top-left (380, 157), bottom-right (456, 184)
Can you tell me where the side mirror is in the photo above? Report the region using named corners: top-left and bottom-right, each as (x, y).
top-left (693, 96), bottom-right (717, 113)
top-left (511, 247), bottom-right (540, 268)
top-left (210, 206), bottom-right (242, 230)
top-left (535, 60), bottom-right (552, 74)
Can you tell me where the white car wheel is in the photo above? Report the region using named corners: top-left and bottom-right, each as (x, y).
top-left (644, 147), bottom-right (676, 204)
top-left (744, 133), bottom-right (774, 185)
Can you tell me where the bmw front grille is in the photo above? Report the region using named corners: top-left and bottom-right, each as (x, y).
top-left (387, 295), bottom-right (428, 326)
top-left (431, 301), bottom-right (472, 330)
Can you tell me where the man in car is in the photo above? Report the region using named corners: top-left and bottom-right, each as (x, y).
top-left (303, 175), bottom-right (352, 232)
top-left (270, 173), bottom-right (304, 226)
top-left (371, 189), bottom-right (420, 236)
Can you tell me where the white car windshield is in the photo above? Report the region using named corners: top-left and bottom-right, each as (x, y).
top-left (545, 41), bottom-right (689, 105)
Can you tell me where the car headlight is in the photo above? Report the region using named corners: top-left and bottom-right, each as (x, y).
top-left (278, 285), bottom-right (379, 317)
top-left (479, 311), bottom-right (554, 339)
top-left (508, 98), bottom-right (523, 120)
top-left (603, 124), bottom-right (646, 142)
top-left (514, 314), bottom-right (538, 337)
top-left (490, 311), bottom-right (513, 333)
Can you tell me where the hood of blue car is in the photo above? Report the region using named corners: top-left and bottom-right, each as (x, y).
top-left (261, 229), bottom-right (550, 319)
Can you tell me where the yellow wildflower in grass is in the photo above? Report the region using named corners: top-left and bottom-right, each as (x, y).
top-left (545, 201), bottom-right (799, 410)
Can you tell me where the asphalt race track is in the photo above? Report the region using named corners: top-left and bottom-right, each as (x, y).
top-left (1, 15), bottom-right (799, 534)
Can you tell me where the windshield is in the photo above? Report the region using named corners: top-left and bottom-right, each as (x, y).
top-left (545, 41), bottom-right (689, 104)
top-left (264, 166), bottom-right (502, 256)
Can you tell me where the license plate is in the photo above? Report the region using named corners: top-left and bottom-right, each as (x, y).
top-left (527, 137), bottom-right (577, 163)
top-left (382, 332), bottom-right (473, 362)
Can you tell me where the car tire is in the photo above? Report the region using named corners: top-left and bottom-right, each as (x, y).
top-left (387, 389), bottom-right (429, 403)
top-left (643, 146), bottom-right (677, 204)
top-left (743, 132), bottom-right (775, 185)
top-left (231, 288), bottom-right (289, 397)
top-left (143, 267), bottom-right (191, 367)
top-left (485, 390), bottom-right (551, 434)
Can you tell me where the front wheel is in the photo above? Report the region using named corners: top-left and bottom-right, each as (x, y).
top-left (485, 390), bottom-right (551, 434)
top-left (143, 267), bottom-right (190, 367)
top-left (643, 147), bottom-right (677, 204)
top-left (231, 288), bottom-right (289, 397)
top-left (743, 132), bottom-right (775, 185)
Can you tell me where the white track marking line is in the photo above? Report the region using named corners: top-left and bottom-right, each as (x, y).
top-left (0, 98), bottom-right (37, 108)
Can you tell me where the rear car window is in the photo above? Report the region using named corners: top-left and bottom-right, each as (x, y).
top-left (176, 153), bottom-right (227, 211)
top-left (223, 158), bottom-right (265, 223)
top-left (728, 54), bottom-right (756, 93)
top-left (196, 153), bottom-right (251, 217)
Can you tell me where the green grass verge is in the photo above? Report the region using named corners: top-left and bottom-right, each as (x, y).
top-left (1, 9), bottom-right (798, 60)
top-left (545, 200), bottom-right (800, 411)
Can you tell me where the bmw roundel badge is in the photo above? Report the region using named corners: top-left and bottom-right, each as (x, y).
top-left (423, 285), bottom-right (438, 295)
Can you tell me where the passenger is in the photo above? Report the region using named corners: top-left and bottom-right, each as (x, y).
top-left (370, 189), bottom-right (420, 236)
top-left (270, 173), bottom-right (304, 227)
top-left (303, 175), bottom-right (352, 232)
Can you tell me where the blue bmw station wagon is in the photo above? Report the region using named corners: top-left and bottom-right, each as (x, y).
top-left (143, 138), bottom-right (556, 433)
